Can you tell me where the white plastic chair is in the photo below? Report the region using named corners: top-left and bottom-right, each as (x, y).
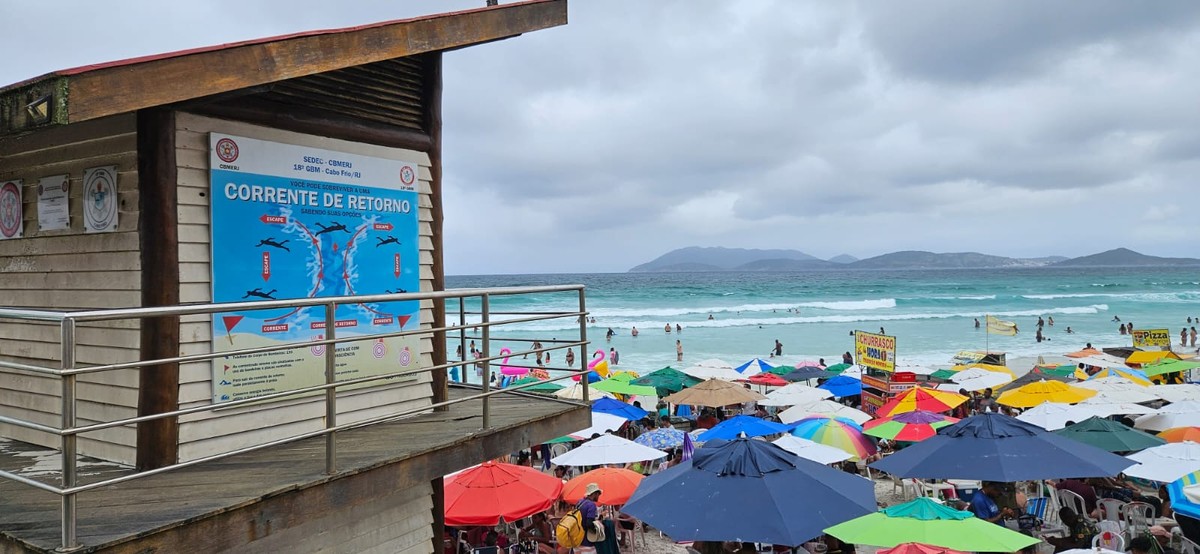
top-left (1091, 529), bottom-right (1124, 550)
top-left (1057, 489), bottom-right (1093, 523)
top-left (1096, 497), bottom-right (1125, 524)
top-left (1122, 500), bottom-right (1154, 538)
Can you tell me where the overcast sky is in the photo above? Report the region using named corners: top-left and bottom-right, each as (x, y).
top-left (4, 1), bottom-right (1199, 275)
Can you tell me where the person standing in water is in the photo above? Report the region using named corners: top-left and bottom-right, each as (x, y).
top-left (676, 340), bottom-right (683, 362)
top-left (773, 340), bottom-right (783, 357)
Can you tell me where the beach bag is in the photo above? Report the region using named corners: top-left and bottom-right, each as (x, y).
top-left (556, 507), bottom-right (586, 548)
top-left (585, 521), bottom-right (606, 544)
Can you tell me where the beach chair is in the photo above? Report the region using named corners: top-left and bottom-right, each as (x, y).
top-left (1057, 489), bottom-right (1093, 523)
top-left (1123, 501), bottom-right (1155, 538)
top-left (1026, 496), bottom-right (1066, 538)
top-left (891, 474), bottom-right (917, 500)
top-left (1096, 497), bottom-right (1126, 525)
top-left (1092, 530), bottom-right (1124, 550)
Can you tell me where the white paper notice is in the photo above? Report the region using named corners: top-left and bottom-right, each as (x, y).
top-left (37, 175), bottom-right (70, 231)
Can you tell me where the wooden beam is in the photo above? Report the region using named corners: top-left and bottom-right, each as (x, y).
top-left (426, 53), bottom-right (449, 411)
top-left (135, 109), bottom-right (180, 470)
top-left (60, 0), bottom-right (567, 124)
top-left (187, 97), bottom-right (434, 152)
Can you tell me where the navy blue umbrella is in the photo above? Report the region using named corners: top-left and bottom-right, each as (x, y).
top-left (869, 412), bottom-right (1135, 481)
top-left (818, 376), bottom-right (863, 398)
top-left (621, 437), bottom-right (876, 545)
top-left (783, 366), bottom-right (834, 382)
top-left (592, 397), bottom-right (649, 421)
top-left (697, 415), bottom-right (791, 442)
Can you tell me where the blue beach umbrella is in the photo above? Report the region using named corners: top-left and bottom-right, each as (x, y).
top-left (592, 397), bottom-right (649, 421)
top-left (634, 428), bottom-right (686, 450)
top-left (1168, 470), bottom-right (1200, 521)
top-left (734, 357), bottom-right (776, 376)
top-left (698, 415), bottom-right (791, 442)
top-left (819, 375), bottom-right (863, 398)
top-left (870, 412), bottom-right (1136, 481)
top-left (622, 437), bottom-right (876, 546)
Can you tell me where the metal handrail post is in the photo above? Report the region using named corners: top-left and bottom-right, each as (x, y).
top-left (578, 289), bottom-right (589, 403)
top-left (324, 302), bottom-right (337, 475)
top-left (480, 294), bottom-right (490, 429)
top-left (458, 298), bottom-right (467, 384)
top-left (59, 318), bottom-right (78, 552)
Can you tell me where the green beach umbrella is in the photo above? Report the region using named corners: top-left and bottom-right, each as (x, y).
top-left (591, 378), bottom-right (657, 397)
top-left (1054, 416), bottom-right (1167, 452)
top-left (631, 367), bottom-right (702, 397)
top-left (824, 363), bottom-right (853, 374)
top-left (1143, 358), bottom-right (1200, 378)
top-left (929, 369), bottom-right (958, 381)
top-left (824, 497), bottom-right (1039, 552)
top-left (510, 377), bottom-right (564, 393)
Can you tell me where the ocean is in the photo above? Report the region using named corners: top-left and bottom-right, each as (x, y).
top-left (445, 267), bottom-right (1200, 379)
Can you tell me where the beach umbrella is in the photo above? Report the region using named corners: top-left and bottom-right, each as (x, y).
top-left (1072, 354), bottom-right (1129, 368)
top-left (824, 497), bottom-right (1039, 552)
top-left (1031, 364), bottom-right (1086, 379)
top-left (863, 410), bottom-right (959, 442)
top-left (759, 383), bottom-right (834, 407)
top-left (1127, 350), bottom-right (1175, 366)
top-left (591, 397), bottom-right (649, 421)
top-left (734, 357), bottom-right (775, 376)
top-left (1159, 427), bottom-right (1200, 443)
top-left (1087, 367), bottom-right (1151, 385)
top-left (790, 416), bottom-right (877, 461)
top-left (553, 383), bottom-right (615, 401)
top-left (680, 432), bottom-right (695, 462)
top-left (631, 367), bottom-right (702, 396)
top-left (949, 363), bottom-right (1015, 378)
top-left (664, 378), bottom-right (765, 408)
top-left (876, 387), bottom-right (967, 417)
top-left (1143, 358), bottom-right (1200, 378)
top-left (1054, 416), bottom-right (1167, 453)
top-left (682, 363), bottom-right (744, 382)
top-left (745, 372), bottom-right (789, 387)
top-left (929, 369), bottom-right (957, 382)
top-left (771, 435), bottom-right (853, 465)
top-left (869, 412), bottom-right (1134, 481)
top-left (1135, 400), bottom-right (1200, 431)
top-left (1078, 399), bottom-right (1156, 417)
top-left (819, 375), bottom-right (863, 398)
top-left (698, 415), bottom-right (791, 441)
top-left (551, 433), bottom-right (667, 466)
top-left (1016, 401), bottom-right (1106, 431)
top-left (1065, 347), bottom-right (1105, 359)
top-left (1124, 441), bottom-right (1200, 483)
top-left (779, 399), bottom-right (872, 425)
top-left (508, 376), bottom-right (564, 393)
top-left (877, 543), bottom-right (969, 554)
top-left (996, 379), bottom-right (1095, 408)
top-left (783, 366), bottom-right (834, 382)
top-left (633, 427), bottom-right (686, 450)
top-left (1167, 470), bottom-right (1200, 521)
top-left (568, 411), bottom-right (628, 439)
top-left (1076, 388), bottom-right (1159, 405)
top-left (444, 461), bottom-right (564, 526)
top-left (894, 364), bottom-right (939, 376)
top-left (1151, 384), bottom-right (1200, 403)
top-left (562, 467), bottom-right (644, 506)
top-left (622, 437), bottom-right (876, 546)
top-left (824, 363), bottom-right (853, 374)
top-left (591, 376), bottom-right (657, 397)
top-left (838, 365), bottom-right (864, 379)
top-left (795, 359), bottom-right (824, 368)
top-left (948, 368), bottom-right (1012, 391)
top-left (997, 370), bottom-right (1077, 392)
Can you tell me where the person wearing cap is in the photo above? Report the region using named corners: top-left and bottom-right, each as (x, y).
top-left (578, 483), bottom-right (603, 550)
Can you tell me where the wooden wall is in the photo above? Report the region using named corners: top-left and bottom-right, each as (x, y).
top-left (173, 112), bottom-right (435, 461)
top-left (0, 114), bottom-right (142, 464)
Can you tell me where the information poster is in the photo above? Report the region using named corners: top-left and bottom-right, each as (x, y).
top-left (0, 180), bottom-right (22, 240)
top-left (209, 133), bottom-right (421, 403)
top-left (82, 166), bottom-right (119, 233)
top-left (1132, 328), bottom-right (1171, 348)
top-left (37, 175), bottom-right (70, 231)
top-left (855, 330), bottom-right (896, 372)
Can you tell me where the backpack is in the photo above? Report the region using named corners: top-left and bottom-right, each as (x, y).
top-left (555, 506), bottom-right (585, 549)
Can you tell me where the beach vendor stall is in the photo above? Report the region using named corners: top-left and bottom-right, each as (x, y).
top-left (856, 330), bottom-right (914, 415)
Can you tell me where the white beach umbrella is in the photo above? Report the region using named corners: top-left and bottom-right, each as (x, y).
top-left (1124, 441), bottom-right (1200, 483)
top-left (567, 412), bottom-right (628, 439)
top-left (1134, 400), bottom-right (1200, 431)
top-left (759, 383), bottom-right (834, 407)
top-left (894, 364), bottom-right (939, 376)
top-left (772, 435), bottom-right (853, 465)
top-left (550, 433), bottom-right (667, 466)
top-left (839, 365), bottom-right (864, 380)
top-left (1076, 376), bottom-right (1148, 390)
top-left (553, 383), bottom-right (615, 401)
top-left (779, 400), bottom-right (872, 425)
top-left (1150, 384), bottom-right (1200, 403)
top-left (1078, 401), bottom-right (1157, 417)
top-left (682, 360), bottom-right (743, 381)
top-left (1073, 354), bottom-right (1131, 368)
top-left (1016, 402), bottom-right (1106, 431)
top-left (1073, 384), bottom-right (1158, 405)
top-left (950, 368), bottom-right (1013, 391)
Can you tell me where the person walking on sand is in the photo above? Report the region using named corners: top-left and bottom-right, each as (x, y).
top-left (676, 339), bottom-right (683, 362)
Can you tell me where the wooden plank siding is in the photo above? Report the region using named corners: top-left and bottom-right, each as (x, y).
top-left (171, 112), bottom-right (436, 462)
top-left (0, 114), bottom-right (142, 465)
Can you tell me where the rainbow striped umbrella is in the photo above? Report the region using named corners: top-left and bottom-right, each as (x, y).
top-left (864, 410), bottom-right (959, 442)
top-left (790, 416), bottom-right (877, 461)
top-left (876, 387), bottom-right (967, 417)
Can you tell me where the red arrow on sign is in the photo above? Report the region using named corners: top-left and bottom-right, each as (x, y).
top-left (260, 214), bottom-right (286, 224)
top-left (393, 254), bottom-right (401, 278)
top-left (261, 252), bottom-right (271, 281)
top-left (373, 222), bottom-right (393, 231)
top-left (397, 315), bottom-right (411, 329)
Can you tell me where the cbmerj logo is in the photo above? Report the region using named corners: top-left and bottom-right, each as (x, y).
top-left (215, 138), bottom-right (240, 163)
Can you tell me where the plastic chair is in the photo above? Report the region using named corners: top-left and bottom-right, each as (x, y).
top-left (1096, 497), bottom-right (1126, 524)
top-left (1123, 501), bottom-right (1154, 537)
top-left (1057, 489), bottom-right (1093, 523)
top-left (1092, 530), bottom-right (1124, 550)
top-left (1026, 496), bottom-right (1066, 538)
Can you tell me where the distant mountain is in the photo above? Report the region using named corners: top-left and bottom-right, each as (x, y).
top-left (1053, 248), bottom-right (1200, 267)
top-left (735, 258), bottom-right (838, 271)
top-left (828, 254), bottom-right (858, 264)
top-left (629, 247), bottom-right (819, 272)
top-left (1020, 256), bottom-right (1069, 265)
top-left (848, 251), bottom-right (1038, 270)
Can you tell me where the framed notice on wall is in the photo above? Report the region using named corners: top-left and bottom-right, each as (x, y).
top-left (0, 180), bottom-right (22, 240)
top-left (83, 166), bottom-right (119, 233)
top-left (207, 133), bottom-right (422, 403)
top-left (37, 175), bottom-right (70, 231)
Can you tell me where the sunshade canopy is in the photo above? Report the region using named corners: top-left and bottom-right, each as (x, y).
top-left (824, 497), bottom-right (1040, 552)
top-left (1053, 416), bottom-right (1168, 453)
top-left (550, 433), bottom-right (667, 466)
top-left (663, 378), bottom-right (766, 408)
top-left (444, 462), bottom-right (564, 526)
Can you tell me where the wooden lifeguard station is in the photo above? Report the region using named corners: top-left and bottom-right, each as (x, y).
top-left (0, 2), bottom-right (590, 552)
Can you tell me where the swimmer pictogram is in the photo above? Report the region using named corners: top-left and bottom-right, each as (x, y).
top-left (242, 288), bottom-right (278, 300)
top-left (375, 235), bottom-right (400, 247)
top-left (255, 237), bottom-right (290, 251)
top-left (313, 221), bottom-right (349, 236)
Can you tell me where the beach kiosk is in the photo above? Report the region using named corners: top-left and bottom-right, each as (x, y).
top-left (855, 331), bottom-right (913, 415)
top-left (0, 2), bottom-right (587, 553)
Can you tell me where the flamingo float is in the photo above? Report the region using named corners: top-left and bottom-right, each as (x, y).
top-left (573, 349), bottom-right (608, 382)
top-left (497, 348), bottom-right (529, 377)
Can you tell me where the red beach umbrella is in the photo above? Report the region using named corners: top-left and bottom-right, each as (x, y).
top-left (876, 387), bottom-right (967, 418)
top-left (863, 410), bottom-right (960, 442)
top-left (878, 542), bottom-right (969, 554)
top-left (444, 461), bottom-right (564, 525)
top-left (745, 373), bottom-right (789, 387)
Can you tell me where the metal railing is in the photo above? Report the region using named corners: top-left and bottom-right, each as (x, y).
top-left (0, 285), bottom-right (590, 552)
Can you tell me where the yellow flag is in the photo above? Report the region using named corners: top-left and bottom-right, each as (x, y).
top-left (986, 315), bottom-right (1018, 336)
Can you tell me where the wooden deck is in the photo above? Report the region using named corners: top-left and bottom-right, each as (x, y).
top-left (0, 386), bottom-right (589, 553)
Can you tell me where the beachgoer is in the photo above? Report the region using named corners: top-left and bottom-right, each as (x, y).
top-left (707, 313), bottom-right (714, 320)
top-left (879, 327), bottom-right (885, 335)
top-left (526, 512), bottom-right (557, 554)
top-left (1045, 506), bottom-right (1098, 551)
top-left (675, 323), bottom-right (682, 333)
top-left (818, 358), bottom-right (825, 367)
top-left (773, 340), bottom-right (783, 357)
top-left (578, 483), bottom-right (602, 549)
top-left (665, 324), bottom-right (671, 333)
top-left (1184, 328), bottom-right (1190, 347)
top-left (1037, 316), bottom-right (1045, 328)
top-left (610, 348), bottom-right (619, 366)
top-left (1129, 536), bottom-right (1156, 554)
top-left (566, 348), bottom-right (575, 367)
top-left (605, 327), bottom-right (614, 341)
top-left (696, 410), bottom-right (719, 429)
top-left (676, 339), bottom-right (683, 362)
top-left (1119, 323), bottom-right (1127, 335)
top-left (977, 388), bottom-right (996, 413)
top-left (1048, 316), bottom-right (1054, 326)
top-left (1036, 328), bottom-right (1044, 343)
top-left (970, 482), bottom-right (1014, 524)
top-left (631, 327), bottom-right (638, 337)
top-left (1066, 326), bottom-right (1074, 334)
top-left (1191, 326), bottom-right (1197, 347)
top-left (1113, 316), bottom-right (1121, 322)
top-left (842, 351), bottom-right (853, 365)
top-left (974, 318), bottom-right (980, 329)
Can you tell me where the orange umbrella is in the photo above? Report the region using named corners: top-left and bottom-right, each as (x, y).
top-left (1159, 427), bottom-right (1200, 443)
top-left (876, 387), bottom-right (967, 417)
top-left (1065, 347), bottom-right (1104, 358)
top-left (878, 543), bottom-right (969, 554)
top-left (562, 467), bottom-right (644, 506)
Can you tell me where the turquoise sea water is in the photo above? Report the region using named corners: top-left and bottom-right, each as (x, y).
top-left (446, 268), bottom-right (1200, 378)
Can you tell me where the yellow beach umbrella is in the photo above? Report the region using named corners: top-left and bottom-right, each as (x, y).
top-left (876, 387), bottom-right (968, 417)
top-left (1127, 350), bottom-right (1178, 366)
top-left (997, 380), bottom-right (1096, 408)
top-left (949, 363), bottom-right (1016, 378)
top-left (1088, 368), bottom-right (1151, 386)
